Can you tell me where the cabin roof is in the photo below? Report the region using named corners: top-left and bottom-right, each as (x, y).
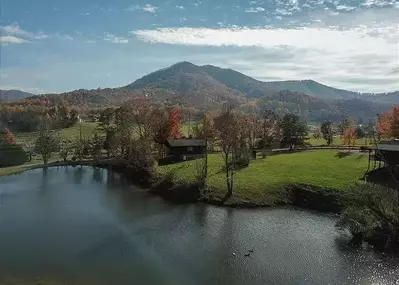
top-left (376, 140), bottom-right (399, 152)
top-left (165, 139), bottom-right (207, 148)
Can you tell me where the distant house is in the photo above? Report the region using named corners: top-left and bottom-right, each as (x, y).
top-left (159, 139), bottom-right (207, 165)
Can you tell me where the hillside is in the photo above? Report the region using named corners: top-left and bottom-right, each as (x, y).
top-left (0, 89), bottom-right (35, 101)
top-left (256, 90), bottom-right (388, 122)
top-left (5, 61), bottom-right (395, 122)
top-left (127, 62), bottom-right (397, 103)
top-left (362, 91), bottom-right (399, 105)
top-left (125, 62), bottom-right (245, 104)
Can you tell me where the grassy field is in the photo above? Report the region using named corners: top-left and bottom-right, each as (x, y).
top-left (158, 150), bottom-right (368, 205)
top-left (0, 123), bottom-right (100, 177)
top-left (14, 122), bottom-right (100, 144)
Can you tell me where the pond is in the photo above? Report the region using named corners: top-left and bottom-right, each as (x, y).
top-left (0, 166), bottom-right (397, 284)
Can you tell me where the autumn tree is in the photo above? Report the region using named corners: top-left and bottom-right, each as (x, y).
top-left (214, 107), bottom-right (242, 200)
top-left (35, 117), bottom-right (60, 165)
top-left (320, 121), bottom-right (334, 145)
top-left (0, 128), bottom-right (16, 146)
top-left (256, 110), bottom-right (280, 158)
top-left (168, 108), bottom-right (183, 138)
top-left (377, 105), bottom-right (399, 139)
top-left (339, 118), bottom-right (352, 135)
top-left (192, 112), bottom-right (216, 151)
top-left (342, 127), bottom-right (357, 147)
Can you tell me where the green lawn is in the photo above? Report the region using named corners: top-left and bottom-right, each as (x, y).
top-left (158, 150), bottom-right (368, 205)
top-left (14, 122), bottom-right (100, 144)
top-left (1, 122), bottom-right (100, 177)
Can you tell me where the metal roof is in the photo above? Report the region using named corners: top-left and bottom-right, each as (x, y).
top-left (377, 140), bottom-right (399, 151)
top-left (165, 139), bottom-right (207, 147)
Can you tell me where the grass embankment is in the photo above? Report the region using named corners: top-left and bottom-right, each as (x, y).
top-left (306, 137), bottom-right (369, 146)
top-left (158, 150), bottom-right (368, 206)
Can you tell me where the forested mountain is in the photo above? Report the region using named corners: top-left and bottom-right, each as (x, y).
top-left (3, 61), bottom-right (397, 123)
top-left (256, 91), bottom-right (389, 122)
top-left (127, 62), bottom-right (397, 103)
top-left (0, 90), bottom-right (35, 101)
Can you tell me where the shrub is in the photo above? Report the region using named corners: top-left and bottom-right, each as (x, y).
top-left (336, 183), bottom-right (399, 251)
top-left (0, 144), bottom-right (28, 167)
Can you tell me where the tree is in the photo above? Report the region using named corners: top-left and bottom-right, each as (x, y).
top-left (343, 127), bottom-right (357, 147)
top-left (355, 126), bottom-right (366, 139)
top-left (259, 110), bottom-right (280, 157)
top-left (88, 133), bottom-right (104, 160)
top-left (0, 128), bottom-right (16, 146)
top-left (59, 139), bottom-right (72, 162)
top-left (377, 105), bottom-right (399, 139)
top-left (313, 129), bottom-right (322, 140)
top-left (214, 107), bottom-right (242, 200)
top-left (35, 117), bottom-right (60, 165)
top-left (339, 118), bottom-right (352, 135)
top-left (168, 108), bottom-right (183, 138)
top-left (280, 114), bottom-right (308, 150)
top-left (321, 121), bottom-right (334, 145)
top-left (193, 112), bottom-right (216, 150)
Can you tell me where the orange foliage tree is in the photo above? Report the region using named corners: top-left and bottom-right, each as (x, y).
top-left (0, 128), bottom-right (16, 146)
top-left (342, 127), bottom-right (357, 147)
top-left (168, 108), bottom-right (183, 138)
top-left (377, 105), bottom-right (399, 139)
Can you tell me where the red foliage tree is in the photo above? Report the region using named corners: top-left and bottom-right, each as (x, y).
top-left (342, 127), bottom-right (357, 146)
top-left (377, 105), bottom-right (399, 139)
top-left (168, 108), bottom-right (183, 138)
top-left (0, 128), bottom-right (16, 146)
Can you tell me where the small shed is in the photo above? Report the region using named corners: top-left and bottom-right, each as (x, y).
top-left (376, 140), bottom-right (399, 167)
top-left (159, 139), bottom-right (207, 165)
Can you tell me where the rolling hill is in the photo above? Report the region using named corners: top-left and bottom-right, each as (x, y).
top-left (0, 89), bottom-right (35, 101)
top-left (127, 62), bottom-right (397, 103)
top-left (5, 61), bottom-right (397, 122)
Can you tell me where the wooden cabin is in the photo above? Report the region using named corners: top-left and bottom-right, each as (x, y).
top-left (158, 139), bottom-right (207, 165)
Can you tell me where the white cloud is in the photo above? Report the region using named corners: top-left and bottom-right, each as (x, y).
top-left (132, 26), bottom-right (398, 92)
top-left (336, 5), bottom-right (356, 11)
top-left (0, 25), bottom-right (49, 40)
top-left (143, 4), bottom-right (158, 13)
top-left (275, 8), bottom-right (293, 15)
top-left (61, 35), bottom-right (74, 41)
top-left (0, 36), bottom-right (27, 44)
top-left (245, 7), bottom-right (265, 12)
top-left (176, 5), bottom-right (185, 9)
top-left (86, 40), bottom-right (96, 44)
top-left (103, 32), bottom-right (129, 44)
top-left (128, 4), bottom-right (158, 13)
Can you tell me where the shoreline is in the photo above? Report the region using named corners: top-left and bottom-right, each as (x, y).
top-left (0, 160), bottom-right (345, 214)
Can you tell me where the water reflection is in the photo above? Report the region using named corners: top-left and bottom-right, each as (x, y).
top-left (0, 166), bottom-right (397, 285)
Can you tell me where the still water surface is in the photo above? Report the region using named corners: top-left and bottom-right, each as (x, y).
top-left (0, 166), bottom-right (398, 284)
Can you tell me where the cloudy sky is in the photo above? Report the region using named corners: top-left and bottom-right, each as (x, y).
top-left (1, 0), bottom-right (398, 94)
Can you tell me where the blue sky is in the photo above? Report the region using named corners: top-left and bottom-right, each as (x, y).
top-left (1, 0), bottom-right (398, 94)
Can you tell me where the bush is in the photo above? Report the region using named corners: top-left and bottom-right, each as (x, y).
top-left (336, 183), bottom-right (399, 251)
top-left (0, 144), bottom-right (28, 167)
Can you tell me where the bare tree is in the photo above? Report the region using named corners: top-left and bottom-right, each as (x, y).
top-left (214, 107), bottom-right (241, 200)
top-left (260, 110), bottom-right (280, 158)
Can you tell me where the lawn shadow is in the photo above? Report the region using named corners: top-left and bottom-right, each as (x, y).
top-left (335, 151), bottom-right (352, 159)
